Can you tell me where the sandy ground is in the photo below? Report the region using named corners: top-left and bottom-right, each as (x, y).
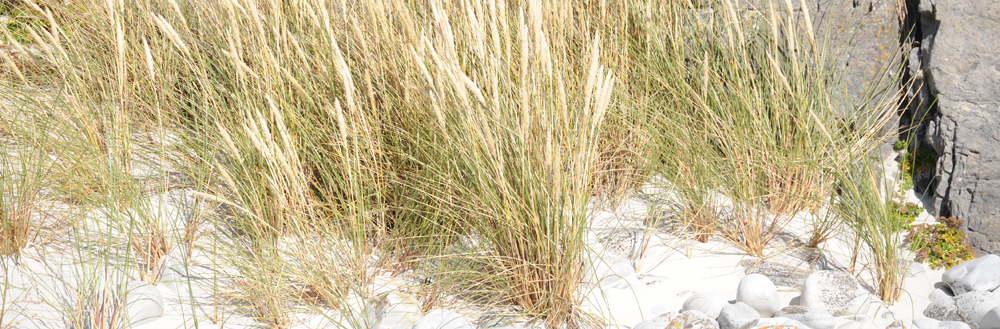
top-left (0, 146), bottom-right (949, 329)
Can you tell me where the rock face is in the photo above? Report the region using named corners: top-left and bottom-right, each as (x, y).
top-left (809, 0), bottom-right (903, 122)
top-left (914, 0), bottom-right (1000, 254)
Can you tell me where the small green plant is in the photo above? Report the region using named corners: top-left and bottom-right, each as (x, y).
top-left (906, 216), bottom-right (976, 270)
top-left (888, 199), bottom-right (921, 231)
top-left (893, 140), bottom-right (907, 151)
top-left (898, 145), bottom-right (937, 192)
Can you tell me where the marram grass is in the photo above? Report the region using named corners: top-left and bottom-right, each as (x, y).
top-left (0, 0), bottom-right (914, 327)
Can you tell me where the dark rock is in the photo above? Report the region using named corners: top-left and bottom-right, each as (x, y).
top-left (917, 0), bottom-right (1000, 255)
top-left (809, 0), bottom-right (904, 134)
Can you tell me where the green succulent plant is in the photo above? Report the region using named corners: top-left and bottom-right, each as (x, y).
top-left (906, 217), bottom-right (976, 270)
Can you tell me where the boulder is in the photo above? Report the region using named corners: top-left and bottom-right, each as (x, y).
top-left (799, 271), bottom-right (872, 316)
top-left (683, 293), bottom-right (729, 319)
top-left (634, 310), bottom-right (720, 329)
top-left (926, 289), bottom-right (1000, 329)
top-left (717, 302), bottom-right (761, 329)
top-left (956, 290), bottom-right (1000, 328)
top-left (737, 274), bottom-right (781, 317)
top-left (925, 296), bottom-right (963, 322)
top-left (941, 322), bottom-right (973, 329)
top-left (980, 306), bottom-right (1000, 329)
top-left (633, 312), bottom-right (677, 329)
top-left (413, 309), bottom-right (475, 329)
top-left (672, 310), bottom-right (720, 329)
top-left (914, 318), bottom-right (942, 329)
top-left (776, 306), bottom-right (837, 329)
top-left (916, 0), bottom-right (1000, 255)
top-left (943, 255), bottom-right (1000, 295)
top-left (784, 319), bottom-right (810, 329)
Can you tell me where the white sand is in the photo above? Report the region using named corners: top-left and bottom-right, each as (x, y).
top-left (1, 148), bottom-right (952, 329)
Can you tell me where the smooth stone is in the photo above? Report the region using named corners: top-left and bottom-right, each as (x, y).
top-left (635, 310), bottom-right (719, 329)
top-left (800, 271), bottom-right (872, 316)
top-left (781, 320), bottom-right (809, 329)
top-left (941, 322), bottom-right (972, 329)
top-left (674, 310), bottom-right (720, 329)
top-left (785, 319), bottom-right (811, 329)
top-left (944, 255), bottom-right (1000, 296)
top-left (683, 293), bottom-right (729, 319)
top-left (632, 312), bottom-right (682, 329)
top-left (124, 280), bottom-right (164, 326)
top-left (737, 274), bottom-right (781, 317)
top-left (412, 309), bottom-right (475, 329)
top-left (717, 302), bottom-right (760, 329)
top-left (956, 290), bottom-right (1000, 327)
top-left (925, 296), bottom-right (963, 322)
top-left (931, 287), bottom-right (956, 302)
top-left (914, 318), bottom-right (942, 329)
top-left (776, 306), bottom-right (837, 329)
top-left (980, 306), bottom-right (1000, 329)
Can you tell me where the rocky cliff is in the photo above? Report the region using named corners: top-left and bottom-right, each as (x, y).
top-left (913, 0), bottom-right (1000, 255)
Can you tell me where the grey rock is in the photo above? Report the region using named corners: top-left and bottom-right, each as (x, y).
top-left (942, 322), bottom-right (973, 329)
top-left (943, 255), bottom-right (1000, 295)
top-left (124, 281), bottom-right (163, 326)
top-left (931, 285), bottom-right (956, 302)
top-left (717, 302), bottom-right (760, 329)
top-left (919, 0), bottom-right (1000, 255)
top-left (981, 306), bottom-right (1000, 329)
top-left (683, 293), bottom-right (729, 319)
top-left (915, 318), bottom-right (942, 329)
top-left (799, 271), bottom-right (872, 316)
top-left (925, 296), bottom-right (962, 322)
top-left (785, 319), bottom-right (811, 329)
top-left (412, 309), bottom-right (475, 329)
top-left (632, 312), bottom-right (679, 329)
top-left (658, 310), bottom-right (720, 329)
top-left (741, 260), bottom-right (811, 288)
top-left (956, 290), bottom-right (1000, 328)
top-left (807, 0), bottom-right (903, 128)
top-left (776, 306), bottom-right (837, 329)
top-left (737, 274), bottom-right (781, 317)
